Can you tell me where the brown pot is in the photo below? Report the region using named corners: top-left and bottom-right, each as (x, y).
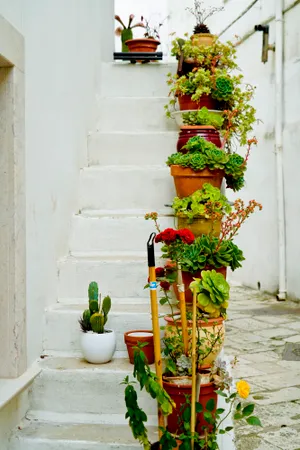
top-left (124, 330), bottom-right (154, 364)
top-left (177, 126), bottom-right (222, 152)
top-left (163, 376), bottom-right (218, 434)
top-left (191, 33), bottom-right (216, 47)
top-left (125, 38), bottom-right (160, 53)
top-left (177, 216), bottom-right (221, 238)
top-left (178, 93), bottom-right (218, 111)
top-left (170, 165), bottom-right (224, 198)
top-left (172, 266), bottom-right (227, 304)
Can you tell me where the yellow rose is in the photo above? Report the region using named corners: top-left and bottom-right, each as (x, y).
top-left (236, 380), bottom-right (250, 399)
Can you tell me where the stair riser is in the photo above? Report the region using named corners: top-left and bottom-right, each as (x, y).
top-left (58, 259), bottom-right (159, 299)
top-left (96, 98), bottom-right (176, 132)
top-left (70, 216), bottom-right (174, 252)
top-left (30, 370), bottom-right (157, 416)
top-left (88, 132), bottom-right (178, 166)
top-left (79, 168), bottom-right (175, 210)
top-left (43, 309), bottom-right (164, 353)
top-left (99, 63), bottom-right (176, 98)
top-left (10, 440), bottom-right (139, 450)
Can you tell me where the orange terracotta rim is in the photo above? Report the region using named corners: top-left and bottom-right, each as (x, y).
top-left (124, 330), bottom-right (153, 344)
top-left (164, 315), bottom-right (224, 328)
top-left (170, 165), bottom-right (224, 178)
top-left (180, 125), bottom-right (216, 130)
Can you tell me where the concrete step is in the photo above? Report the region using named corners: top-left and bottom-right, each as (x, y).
top-left (69, 212), bottom-right (174, 253)
top-left (10, 421), bottom-right (158, 449)
top-left (58, 253), bottom-right (164, 299)
top-left (95, 97), bottom-right (176, 132)
top-left (28, 356), bottom-right (158, 418)
top-left (99, 62), bottom-right (176, 97)
top-left (43, 302), bottom-right (172, 354)
top-left (78, 166), bottom-right (175, 210)
top-left (87, 131), bottom-right (178, 166)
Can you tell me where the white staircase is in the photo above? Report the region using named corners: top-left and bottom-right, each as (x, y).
top-left (10, 62), bottom-right (178, 449)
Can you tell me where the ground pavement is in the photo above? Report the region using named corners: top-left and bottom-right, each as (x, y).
top-left (228, 286), bottom-right (300, 450)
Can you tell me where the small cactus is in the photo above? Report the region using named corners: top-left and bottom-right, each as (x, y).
top-left (79, 282), bottom-right (112, 334)
top-left (90, 312), bottom-right (105, 334)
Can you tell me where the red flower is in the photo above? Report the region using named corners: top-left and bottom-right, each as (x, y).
top-left (155, 228), bottom-right (178, 245)
top-left (160, 281), bottom-right (171, 291)
top-left (178, 229), bottom-right (195, 245)
top-left (155, 267), bottom-right (165, 277)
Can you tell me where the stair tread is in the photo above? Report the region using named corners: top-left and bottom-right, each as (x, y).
top-left (81, 165), bottom-right (169, 171)
top-left (76, 209), bottom-right (173, 218)
top-left (65, 251), bottom-right (163, 260)
top-left (13, 420), bottom-right (158, 445)
top-left (38, 355), bottom-right (149, 372)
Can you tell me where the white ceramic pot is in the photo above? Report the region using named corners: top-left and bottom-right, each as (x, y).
top-left (81, 330), bottom-right (116, 364)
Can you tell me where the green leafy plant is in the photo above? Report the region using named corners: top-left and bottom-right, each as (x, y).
top-left (172, 183), bottom-right (231, 223)
top-left (78, 281), bottom-right (111, 334)
top-left (190, 270), bottom-right (230, 318)
top-left (182, 107), bottom-right (224, 128)
top-left (212, 76), bottom-right (234, 101)
top-left (166, 136), bottom-right (246, 191)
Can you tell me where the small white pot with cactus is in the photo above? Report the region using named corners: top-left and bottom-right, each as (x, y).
top-left (79, 282), bottom-right (116, 364)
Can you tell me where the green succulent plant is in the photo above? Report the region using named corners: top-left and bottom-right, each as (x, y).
top-left (182, 107), bottom-right (224, 128)
top-left (212, 76), bottom-right (234, 101)
top-left (172, 183), bottom-right (231, 223)
top-left (79, 282), bottom-right (112, 334)
top-left (190, 269), bottom-right (230, 318)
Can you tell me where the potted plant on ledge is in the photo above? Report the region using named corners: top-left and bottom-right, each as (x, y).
top-left (79, 281), bottom-right (116, 364)
top-left (125, 17), bottom-right (166, 53)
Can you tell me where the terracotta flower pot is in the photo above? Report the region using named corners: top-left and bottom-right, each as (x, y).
top-left (178, 94), bottom-right (218, 111)
top-left (164, 316), bottom-right (225, 367)
top-left (125, 38), bottom-right (160, 53)
top-left (177, 216), bottom-right (221, 238)
top-left (177, 126), bottom-right (222, 152)
top-left (173, 266), bottom-right (227, 304)
top-left (124, 330), bottom-right (154, 364)
top-left (170, 165), bottom-right (224, 198)
top-left (191, 33), bottom-right (216, 47)
top-left (163, 375), bottom-right (218, 434)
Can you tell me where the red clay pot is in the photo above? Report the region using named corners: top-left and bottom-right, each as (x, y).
top-left (163, 377), bottom-right (218, 434)
top-left (173, 267), bottom-right (227, 304)
top-left (124, 330), bottom-right (154, 364)
top-left (178, 94), bottom-right (218, 111)
top-left (177, 126), bottom-right (222, 152)
top-left (125, 38), bottom-right (160, 53)
top-left (170, 165), bottom-right (224, 198)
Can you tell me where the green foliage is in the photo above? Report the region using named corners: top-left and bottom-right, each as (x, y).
top-left (182, 107), bottom-right (224, 128)
top-left (90, 312), bottom-right (105, 333)
top-left (172, 184), bottom-right (231, 223)
top-left (166, 136), bottom-right (247, 191)
top-left (79, 282), bottom-right (111, 334)
top-left (212, 76), bottom-right (234, 101)
top-left (161, 234), bottom-right (244, 274)
top-left (190, 270), bottom-right (230, 318)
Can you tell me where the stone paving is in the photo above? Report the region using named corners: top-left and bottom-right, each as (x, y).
top-left (227, 285), bottom-right (300, 450)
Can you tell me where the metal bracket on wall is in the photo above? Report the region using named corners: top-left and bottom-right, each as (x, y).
top-left (254, 24), bottom-right (276, 63)
top-left (113, 52), bottom-right (163, 63)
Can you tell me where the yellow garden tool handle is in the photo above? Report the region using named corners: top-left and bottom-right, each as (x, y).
top-left (147, 233), bottom-right (164, 439)
top-left (177, 264), bottom-right (189, 355)
top-left (190, 288), bottom-right (197, 450)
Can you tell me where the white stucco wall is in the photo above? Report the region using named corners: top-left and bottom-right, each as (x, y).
top-left (0, 0), bottom-right (114, 366)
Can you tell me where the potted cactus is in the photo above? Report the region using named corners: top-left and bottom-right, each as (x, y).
top-left (79, 281), bottom-right (116, 364)
top-left (186, 1), bottom-right (224, 48)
